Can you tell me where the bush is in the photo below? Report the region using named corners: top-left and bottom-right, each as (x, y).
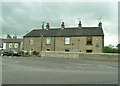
top-left (19, 51), bottom-right (24, 55)
top-left (25, 52), bottom-right (29, 56)
top-left (33, 51), bottom-right (39, 56)
top-left (104, 46), bottom-right (118, 53)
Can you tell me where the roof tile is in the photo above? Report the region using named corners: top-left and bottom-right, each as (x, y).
top-left (24, 27), bottom-right (104, 37)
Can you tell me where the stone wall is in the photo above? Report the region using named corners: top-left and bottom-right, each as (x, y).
top-left (23, 37), bottom-right (41, 52)
top-left (41, 51), bottom-right (119, 62)
top-left (6, 42), bottom-right (21, 51)
top-left (23, 36), bottom-right (103, 53)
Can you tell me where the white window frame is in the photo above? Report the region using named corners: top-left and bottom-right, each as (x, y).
top-left (9, 43), bottom-right (12, 48)
top-left (46, 38), bottom-right (50, 45)
top-left (65, 37), bottom-right (70, 45)
top-left (29, 49), bottom-right (34, 55)
top-left (14, 43), bottom-right (18, 48)
top-left (30, 48), bottom-right (33, 52)
top-left (30, 38), bottom-right (34, 44)
top-left (3, 43), bottom-right (6, 49)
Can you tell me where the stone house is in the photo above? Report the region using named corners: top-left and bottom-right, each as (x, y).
top-left (23, 21), bottom-right (104, 53)
top-left (2, 38), bottom-right (23, 52)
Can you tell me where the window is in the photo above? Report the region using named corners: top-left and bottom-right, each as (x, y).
top-left (46, 49), bottom-right (50, 51)
top-left (86, 50), bottom-right (92, 53)
top-left (30, 38), bottom-right (34, 44)
top-left (3, 43), bottom-right (6, 49)
top-left (65, 49), bottom-right (69, 52)
top-left (87, 37), bottom-right (92, 45)
top-left (46, 38), bottom-right (50, 45)
top-left (30, 49), bottom-right (33, 52)
top-left (14, 43), bottom-right (18, 48)
top-left (29, 49), bottom-right (33, 55)
top-left (9, 43), bottom-right (12, 48)
top-left (65, 38), bottom-right (70, 45)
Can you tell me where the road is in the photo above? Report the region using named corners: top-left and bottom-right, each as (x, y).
top-left (2, 56), bottom-right (118, 84)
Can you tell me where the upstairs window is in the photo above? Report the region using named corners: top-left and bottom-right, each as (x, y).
top-left (65, 38), bottom-right (70, 45)
top-left (87, 37), bottom-right (92, 45)
top-left (46, 38), bottom-right (50, 45)
top-left (30, 38), bottom-right (34, 44)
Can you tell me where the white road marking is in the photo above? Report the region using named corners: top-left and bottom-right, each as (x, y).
top-left (69, 63), bottom-right (115, 69)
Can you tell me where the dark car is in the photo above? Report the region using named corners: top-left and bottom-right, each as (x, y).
top-left (2, 49), bottom-right (21, 56)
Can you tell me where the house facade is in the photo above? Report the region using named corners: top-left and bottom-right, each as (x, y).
top-left (23, 21), bottom-right (104, 53)
top-left (2, 38), bottom-right (23, 52)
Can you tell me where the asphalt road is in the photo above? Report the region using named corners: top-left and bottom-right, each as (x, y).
top-left (2, 56), bottom-right (118, 84)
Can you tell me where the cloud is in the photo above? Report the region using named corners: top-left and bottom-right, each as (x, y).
top-left (2, 2), bottom-right (118, 46)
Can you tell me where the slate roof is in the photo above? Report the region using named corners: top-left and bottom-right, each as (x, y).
top-left (2, 39), bottom-right (23, 43)
top-left (24, 27), bottom-right (104, 37)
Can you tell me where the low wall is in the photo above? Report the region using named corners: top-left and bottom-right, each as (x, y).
top-left (41, 51), bottom-right (119, 62)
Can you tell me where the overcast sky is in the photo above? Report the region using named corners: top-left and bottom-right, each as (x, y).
top-left (1, 2), bottom-right (118, 46)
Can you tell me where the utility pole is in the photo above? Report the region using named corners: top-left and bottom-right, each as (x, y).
top-left (41, 33), bottom-right (43, 51)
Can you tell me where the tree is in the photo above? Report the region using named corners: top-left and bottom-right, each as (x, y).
top-left (116, 44), bottom-right (120, 49)
top-left (116, 44), bottom-right (120, 53)
top-left (104, 44), bottom-right (118, 53)
top-left (7, 34), bottom-right (12, 39)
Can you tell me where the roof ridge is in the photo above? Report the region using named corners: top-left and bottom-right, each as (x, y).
top-left (33, 27), bottom-right (100, 30)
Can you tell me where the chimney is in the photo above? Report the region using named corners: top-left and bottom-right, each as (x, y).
top-left (13, 34), bottom-right (17, 39)
top-left (78, 21), bottom-right (82, 29)
top-left (98, 22), bottom-right (102, 28)
top-left (61, 22), bottom-right (65, 29)
top-left (46, 23), bottom-right (50, 30)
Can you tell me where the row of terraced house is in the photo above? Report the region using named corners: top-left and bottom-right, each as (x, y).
top-left (1, 21), bottom-right (104, 53)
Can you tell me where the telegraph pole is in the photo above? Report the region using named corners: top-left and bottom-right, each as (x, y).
top-left (41, 33), bottom-right (43, 51)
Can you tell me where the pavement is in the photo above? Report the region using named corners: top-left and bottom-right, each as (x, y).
top-left (2, 56), bottom-right (118, 84)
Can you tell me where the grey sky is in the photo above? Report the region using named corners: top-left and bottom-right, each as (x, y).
top-left (2, 2), bottom-right (118, 46)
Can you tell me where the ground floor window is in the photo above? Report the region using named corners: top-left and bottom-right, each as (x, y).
top-left (65, 49), bottom-right (69, 52)
top-left (86, 50), bottom-right (92, 53)
top-left (46, 49), bottom-right (50, 51)
top-left (14, 43), bottom-right (18, 48)
top-left (9, 43), bottom-right (12, 48)
top-left (29, 49), bottom-right (34, 55)
top-left (30, 48), bottom-right (33, 52)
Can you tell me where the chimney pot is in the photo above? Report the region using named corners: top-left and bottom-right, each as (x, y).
top-left (61, 22), bottom-right (65, 29)
top-left (13, 34), bottom-right (17, 39)
top-left (78, 21), bottom-right (82, 29)
top-left (46, 23), bottom-right (50, 30)
top-left (98, 22), bottom-right (102, 28)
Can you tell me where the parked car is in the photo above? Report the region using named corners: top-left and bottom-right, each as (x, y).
top-left (2, 49), bottom-right (21, 56)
